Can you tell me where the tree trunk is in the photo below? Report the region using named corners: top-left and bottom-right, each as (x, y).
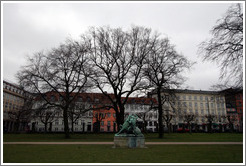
top-left (188, 123), bottom-right (192, 134)
top-left (71, 121), bottom-right (74, 133)
top-left (44, 123), bottom-right (47, 133)
top-left (116, 107), bottom-right (125, 132)
top-left (63, 107), bottom-right (70, 138)
top-left (157, 88), bottom-right (164, 138)
top-left (14, 121), bottom-right (20, 133)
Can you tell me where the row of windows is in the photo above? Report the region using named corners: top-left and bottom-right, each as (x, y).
top-left (38, 127), bottom-right (91, 132)
top-left (100, 121), bottom-right (116, 126)
top-left (94, 112), bottom-right (116, 118)
top-left (4, 102), bottom-right (23, 111)
top-left (180, 108), bottom-right (226, 115)
top-left (177, 116), bottom-right (227, 123)
top-left (171, 94), bottom-right (225, 102)
top-left (125, 104), bottom-right (150, 110)
top-left (3, 93), bottom-right (24, 104)
top-left (176, 102), bottom-right (225, 108)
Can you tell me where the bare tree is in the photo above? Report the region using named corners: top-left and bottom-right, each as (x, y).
top-left (144, 37), bottom-right (192, 138)
top-left (87, 26), bottom-right (154, 130)
top-left (205, 114), bottom-right (216, 133)
top-left (136, 99), bottom-right (158, 133)
top-left (163, 112), bottom-right (173, 133)
top-left (183, 113), bottom-right (195, 133)
top-left (34, 104), bottom-right (59, 133)
top-left (199, 4), bottom-right (243, 88)
top-left (67, 102), bottom-right (83, 133)
top-left (226, 114), bottom-right (237, 132)
top-left (17, 38), bottom-right (92, 138)
top-left (93, 111), bottom-right (108, 133)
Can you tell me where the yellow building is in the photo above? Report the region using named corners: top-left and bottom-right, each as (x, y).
top-left (152, 89), bottom-right (227, 132)
top-left (3, 80), bottom-right (31, 132)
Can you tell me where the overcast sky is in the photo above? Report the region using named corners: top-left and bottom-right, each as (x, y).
top-left (2, 2), bottom-right (236, 91)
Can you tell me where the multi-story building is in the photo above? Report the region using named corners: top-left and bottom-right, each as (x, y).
top-left (125, 97), bottom-right (158, 132)
top-left (151, 89), bottom-right (228, 132)
top-left (31, 91), bottom-right (157, 133)
top-left (221, 88), bottom-right (243, 132)
top-left (3, 80), bottom-right (32, 132)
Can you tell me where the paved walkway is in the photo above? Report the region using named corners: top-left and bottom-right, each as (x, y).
top-left (3, 142), bottom-right (243, 145)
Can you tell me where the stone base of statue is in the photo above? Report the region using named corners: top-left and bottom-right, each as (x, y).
top-left (113, 134), bottom-right (145, 148)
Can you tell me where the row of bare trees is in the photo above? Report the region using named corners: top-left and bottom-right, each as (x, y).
top-left (18, 26), bottom-right (191, 138)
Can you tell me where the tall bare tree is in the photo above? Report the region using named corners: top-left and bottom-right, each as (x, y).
top-left (17, 38), bottom-right (92, 138)
top-left (87, 26), bottom-right (154, 130)
top-left (199, 4), bottom-right (243, 88)
top-left (144, 37), bottom-right (192, 138)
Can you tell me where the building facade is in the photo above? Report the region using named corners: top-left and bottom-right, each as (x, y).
top-left (222, 88), bottom-right (243, 132)
top-left (151, 89), bottom-right (228, 132)
top-left (31, 91), bottom-right (157, 133)
top-left (3, 80), bottom-right (32, 132)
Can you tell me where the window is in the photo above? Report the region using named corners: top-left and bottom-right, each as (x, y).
top-left (189, 102), bottom-right (192, 107)
top-left (210, 103), bottom-right (214, 108)
top-left (189, 95), bottom-right (192, 100)
top-left (221, 103), bottom-right (224, 108)
top-left (55, 121), bottom-right (59, 125)
top-left (101, 121), bottom-right (104, 126)
top-left (50, 95), bottom-right (56, 101)
top-left (183, 95), bottom-right (186, 100)
top-left (87, 97), bottom-right (91, 102)
top-left (107, 121), bottom-right (111, 126)
top-left (55, 128), bottom-right (58, 131)
top-left (178, 102), bottom-right (181, 106)
top-left (189, 109), bottom-right (193, 114)
top-left (200, 96), bottom-right (203, 101)
top-left (77, 96), bottom-right (83, 102)
top-left (195, 102), bottom-right (198, 107)
top-left (201, 109), bottom-right (204, 115)
top-left (194, 96), bottom-right (197, 100)
top-left (211, 109), bottom-right (215, 115)
top-left (217, 103), bottom-right (220, 108)
top-left (113, 113), bottom-right (116, 117)
top-left (200, 103), bottom-right (203, 108)
top-left (183, 102), bottom-right (187, 107)
top-left (107, 113), bottom-right (111, 118)
top-left (195, 109), bottom-right (198, 115)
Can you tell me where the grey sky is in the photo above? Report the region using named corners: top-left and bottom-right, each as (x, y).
top-left (2, 2), bottom-right (235, 90)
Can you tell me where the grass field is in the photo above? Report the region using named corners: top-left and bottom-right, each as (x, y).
top-left (3, 144), bottom-right (243, 163)
top-left (3, 133), bottom-right (243, 142)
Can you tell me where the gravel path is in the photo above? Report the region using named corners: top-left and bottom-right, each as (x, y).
top-left (3, 142), bottom-right (243, 145)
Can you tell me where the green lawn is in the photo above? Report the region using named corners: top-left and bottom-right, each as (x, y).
top-left (3, 133), bottom-right (243, 142)
top-left (3, 144), bottom-right (243, 163)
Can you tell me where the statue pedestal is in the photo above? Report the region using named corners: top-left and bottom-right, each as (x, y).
top-left (113, 135), bottom-right (145, 148)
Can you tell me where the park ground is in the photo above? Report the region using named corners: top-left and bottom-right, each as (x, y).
top-left (3, 133), bottom-right (244, 163)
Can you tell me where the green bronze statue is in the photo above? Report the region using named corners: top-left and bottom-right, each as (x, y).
top-left (115, 114), bottom-right (143, 137)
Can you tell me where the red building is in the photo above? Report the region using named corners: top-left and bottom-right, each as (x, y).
top-left (222, 88), bottom-right (243, 132)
